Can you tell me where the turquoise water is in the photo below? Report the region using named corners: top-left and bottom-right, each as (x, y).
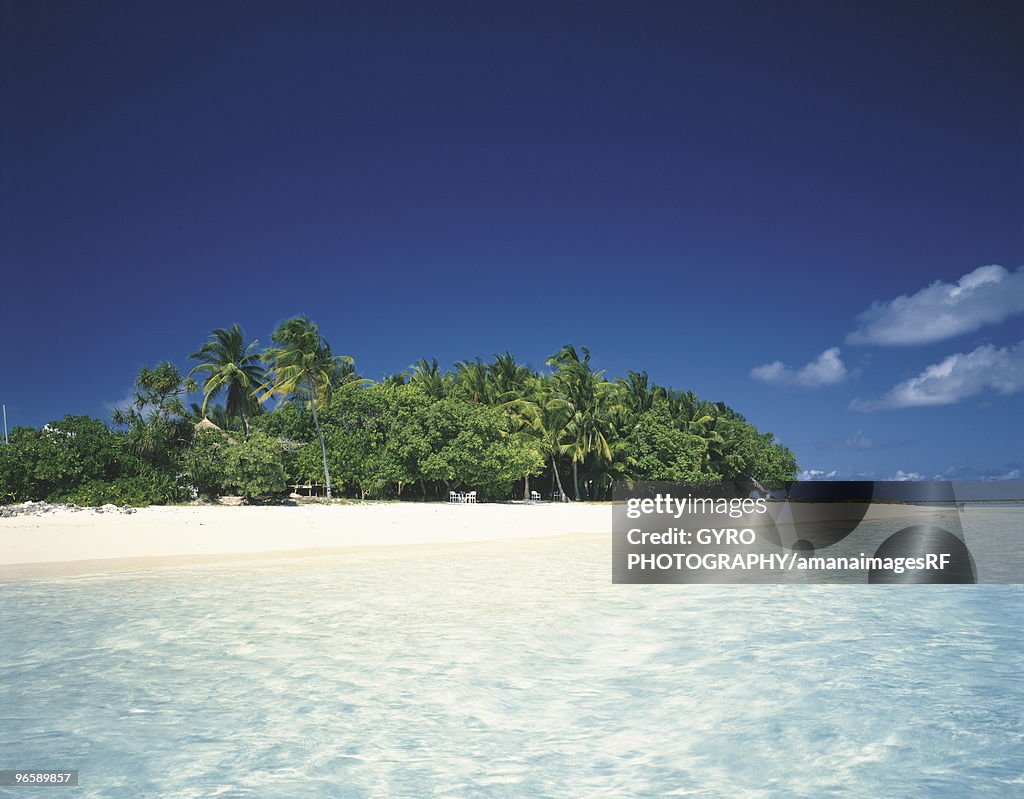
top-left (1, 529), bottom-right (1022, 797)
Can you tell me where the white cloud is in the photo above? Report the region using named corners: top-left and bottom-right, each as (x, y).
top-left (798, 469), bottom-right (838, 480)
top-left (851, 341), bottom-right (1024, 411)
top-left (816, 430), bottom-right (912, 450)
top-left (889, 469), bottom-right (925, 481)
top-left (932, 464), bottom-right (1023, 480)
top-left (751, 347), bottom-right (848, 388)
top-left (847, 265), bottom-right (1024, 346)
top-left (846, 430), bottom-right (874, 449)
top-left (932, 465), bottom-right (971, 480)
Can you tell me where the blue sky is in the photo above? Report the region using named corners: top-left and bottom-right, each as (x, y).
top-left (1, 1), bottom-right (1021, 480)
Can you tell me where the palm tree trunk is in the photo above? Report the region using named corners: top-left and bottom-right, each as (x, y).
top-left (524, 473), bottom-right (529, 501)
top-left (240, 409), bottom-right (249, 438)
top-left (552, 455), bottom-right (569, 502)
top-left (308, 381), bottom-right (332, 500)
top-left (573, 460), bottom-right (580, 501)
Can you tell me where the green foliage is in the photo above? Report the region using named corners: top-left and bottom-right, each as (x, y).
top-left (183, 430), bottom-right (287, 499)
top-left (1, 335), bottom-right (800, 506)
top-left (58, 468), bottom-right (178, 507)
top-left (282, 341), bottom-right (797, 500)
top-left (291, 382), bottom-right (546, 499)
top-left (251, 400), bottom-right (314, 441)
top-left (183, 430), bottom-right (229, 498)
top-left (715, 417), bottom-right (798, 484)
top-left (353, 384), bottom-right (432, 497)
top-left (112, 362), bottom-right (196, 469)
top-left (189, 325), bottom-right (266, 434)
top-left (0, 416), bottom-right (126, 502)
top-left (263, 316), bottom-right (357, 499)
top-left (221, 433), bottom-right (287, 499)
top-left (113, 362), bottom-right (197, 425)
top-left (418, 395), bottom-right (545, 497)
top-left (627, 407), bottom-right (718, 483)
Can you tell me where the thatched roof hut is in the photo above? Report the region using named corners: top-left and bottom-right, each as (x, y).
top-left (194, 417), bottom-right (223, 432)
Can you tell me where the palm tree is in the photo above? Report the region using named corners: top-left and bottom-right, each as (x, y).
top-left (189, 325), bottom-right (265, 436)
top-left (487, 352), bottom-right (534, 404)
top-left (616, 371), bottom-right (656, 417)
top-left (560, 386), bottom-right (617, 500)
top-left (261, 316), bottom-right (353, 499)
top-left (454, 358), bottom-right (489, 403)
top-left (409, 357), bottom-right (448, 399)
top-left (516, 376), bottom-right (572, 501)
top-left (589, 437), bottom-right (635, 499)
top-left (661, 389), bottom-right (699, 426)
top-left (380, 371), bottom-right (410, 387)
top-left (483, 353), bottom-right (538, 498)
top-left (547, 345), bottom-right (619, 500)
top-left (687, 412), bottom-right (726, 476)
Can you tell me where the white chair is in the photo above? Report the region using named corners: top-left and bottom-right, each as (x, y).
top-left (449, 491), bottom-right (459, 504)
top-left (466, 491), bottom-right (477, 504)
top-left (530, 491), bottom-right (541, 501)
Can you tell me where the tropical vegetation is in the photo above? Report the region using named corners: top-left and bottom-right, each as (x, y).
top-left (0, 317), bottom-right (797, 505)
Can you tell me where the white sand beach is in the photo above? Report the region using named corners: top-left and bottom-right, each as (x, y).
top-left (0, 502), bottom-right (612, 577)
top-left (0, 500), bottom-right (960, 580)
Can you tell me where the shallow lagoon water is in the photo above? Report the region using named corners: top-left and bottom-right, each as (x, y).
top-left (1, 516), bottom-right (1022, 797)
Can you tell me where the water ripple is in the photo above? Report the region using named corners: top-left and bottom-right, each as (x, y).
top-left (1, 534), bottom-right (1021, 798)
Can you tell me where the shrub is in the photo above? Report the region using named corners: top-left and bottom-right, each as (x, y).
top-left (56, 471), bottom-right (178, 507)
top-left (222, 433), bottom-right (287, 499)
top-left (183, 430), bottom-right (229, 498)
top-left (0, 416), bottom-right (127, 502)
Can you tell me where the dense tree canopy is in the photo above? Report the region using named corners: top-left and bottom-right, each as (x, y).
top-left (0, 322), bottom-right (798, 505)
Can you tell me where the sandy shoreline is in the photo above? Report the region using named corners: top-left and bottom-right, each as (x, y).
top-left (0, 501), bottom-right (957, 580)
top-left (0, 502), bottom-right (611, 577)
